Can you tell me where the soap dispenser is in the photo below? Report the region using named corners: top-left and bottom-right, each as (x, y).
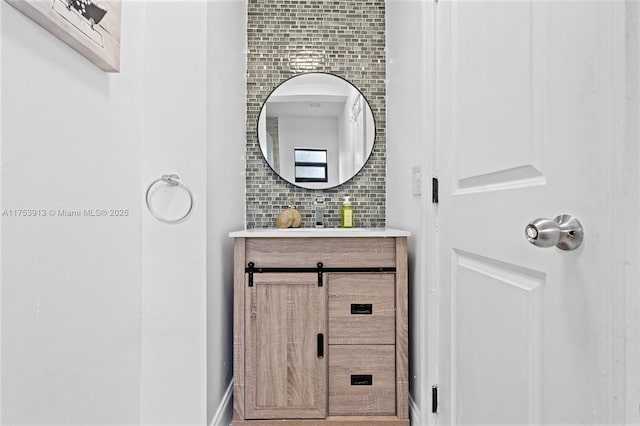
top-left (340, 196), bottom-right (354, 228)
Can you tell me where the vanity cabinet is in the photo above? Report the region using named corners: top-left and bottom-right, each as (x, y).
top-left (231, 230), bottom-right (409, 425)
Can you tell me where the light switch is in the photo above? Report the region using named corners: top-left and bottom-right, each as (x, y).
top-left (412, 166), bottom-right (422, 196)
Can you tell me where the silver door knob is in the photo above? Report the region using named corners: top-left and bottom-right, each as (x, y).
top-left (525, 214), bottom-right (583, 251)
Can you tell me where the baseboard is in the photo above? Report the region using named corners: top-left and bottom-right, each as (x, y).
top-left (409, 393), bottom-right (421, 426)
top-left (211, 380), bottom-right (234, 426)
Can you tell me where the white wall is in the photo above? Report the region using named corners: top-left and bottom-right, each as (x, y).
top-left (0, 0), bottom-right (145, 423)
top-left (386, 1), bottom-right (435, 424)
top-left (625, 2), bottom-right (640, 422)
top-left (205, 1), bottom-right (247, 425)
top-left (339, 91), bottom-right (355, 182)
top-left (279, 117), bottom-right (339, 186)
top-left (1, 1), bottom-right (245, 424)
top-left (0, 1), bottom-right (3, 421)
top-left (140, 2), bottom-right (209, 425)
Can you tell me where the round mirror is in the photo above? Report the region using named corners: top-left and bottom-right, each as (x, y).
top-left (257, 73), bottom-right (376, 189)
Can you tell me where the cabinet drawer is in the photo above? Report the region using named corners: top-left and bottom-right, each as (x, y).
top-left (328, 273), bottom-right (395, 345)
top-left (329, 345), bottom-right (396, 416)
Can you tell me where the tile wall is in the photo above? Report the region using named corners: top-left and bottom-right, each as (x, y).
top-left (246, 0), bottom-right (386, 228)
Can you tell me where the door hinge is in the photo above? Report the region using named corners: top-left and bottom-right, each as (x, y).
top-left (432, 385), bottom-right (439, 414)
top-left (432, 177), bottom-right (439, 204)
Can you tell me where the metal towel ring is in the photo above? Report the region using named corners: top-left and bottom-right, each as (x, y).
top-left (145, 174), bottom-right (194, 224)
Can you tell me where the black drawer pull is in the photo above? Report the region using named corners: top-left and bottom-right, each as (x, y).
top-left (317, 333), bottom-right (324, 359)
top-left (351, 303), bottom-right (373, 315)
top-left (351, 374), bottom-right (373, 386)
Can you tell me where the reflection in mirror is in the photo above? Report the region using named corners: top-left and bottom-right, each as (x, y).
top-left (258, 73), bottom-right (375, 189)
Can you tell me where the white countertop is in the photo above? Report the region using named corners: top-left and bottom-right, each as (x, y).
top-left (229, 227), bottom-right (410, 238)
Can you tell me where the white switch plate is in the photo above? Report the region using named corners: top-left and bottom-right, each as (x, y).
top-left (412, 166), bottom-right (422, 196)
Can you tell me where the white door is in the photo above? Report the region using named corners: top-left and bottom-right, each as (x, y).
top-left (436, 1), bottom-right (635, 424)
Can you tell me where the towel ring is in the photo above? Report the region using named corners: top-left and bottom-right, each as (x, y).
top-left (145, 174), bottom-right (194, 224)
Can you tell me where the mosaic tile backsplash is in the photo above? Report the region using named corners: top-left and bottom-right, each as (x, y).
top-left (246, 0), bottom-right (386, 229)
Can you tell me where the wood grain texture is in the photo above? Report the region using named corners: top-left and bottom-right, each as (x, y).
top-left (234, 235), bottom-right (410, 423)
top-left (395, 237), bottom-right (409, 419)
top-left (246, 238), bottom-right (396, 268)
top-left (245, 273), bottom-right (327, 419)
top-left (233, 238), bottom-right (246, 420)
top-left (231, 416), bottom-right (409, 426)
top-left (6, 0), bottom-right (121, 71)
top-left (328, 273), bottom-right (395, 345)
top-left (329, 345), bottom-right (396, 416)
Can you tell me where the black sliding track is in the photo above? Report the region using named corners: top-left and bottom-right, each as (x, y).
top-left (246, 261), bottom-right (396, 287)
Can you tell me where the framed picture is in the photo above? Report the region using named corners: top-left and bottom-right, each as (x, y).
top-left (6, 0), bottom-right (121, 72)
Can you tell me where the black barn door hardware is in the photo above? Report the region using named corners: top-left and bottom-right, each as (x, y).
top-left (245, 263), bottom-right (396, 287)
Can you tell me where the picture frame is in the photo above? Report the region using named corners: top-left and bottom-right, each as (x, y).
top-left (6, 0), bottom-right (121, 72)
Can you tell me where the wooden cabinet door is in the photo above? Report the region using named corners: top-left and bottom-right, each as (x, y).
top-left (245, 273), bottom-right (327, 419)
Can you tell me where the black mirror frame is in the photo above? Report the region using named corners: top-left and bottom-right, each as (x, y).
top-left (256, 72), bottom-right (377, 190)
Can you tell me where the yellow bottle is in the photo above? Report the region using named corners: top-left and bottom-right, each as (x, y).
top-left (340, 196), bottom-right (354, 228)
